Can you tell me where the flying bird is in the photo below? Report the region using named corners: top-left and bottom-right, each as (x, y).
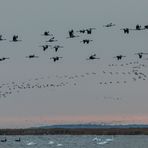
top-left (52, 45), bottom-right (64, 52)
top-left (85, 28), bottom-right (96, 34)
top-left (86, 54), bottom-right (100, 60)
top-left (120, 28), bottom-right (129, 34)
top-left (0, 57), bottom-right (10, 61)
top-left (10, 35), bottom-right (22, 42)
top-left (50, 56), bottom-right (63, 62)
top-left (46, 37), bottom-right (57, 42)
top-left (0, 35), bottom-right (6, 41)
top-left (39, 45), bottom-right (51, 51)
top-left (80, 39), bottom-right (93, 44)
top-left (113, 55), bottom-right (126, 60)
top-left (76, 29), bottom-right (86, 34)
top-left (41, 31), bottom-right (53, 36)
top-left (136, 24), bottom-right (142, 30)
top-left (130, 24), bottom-right (145, 31)
top-left (26, 54), bottom-right (39, 58)
top-left (144, 25), bottom-right (148, 29)
top-left (103, 23), bottom-right (116, 27)
top-left (67, 29), bottom-right (79, 38)
top-left (135, 52), bottom-right (148, 59)
top-left (127, 25), bottom-right (145, 31)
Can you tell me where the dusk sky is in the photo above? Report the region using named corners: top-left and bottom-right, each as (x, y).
top-left (0, 0), bottom-right (148, 128)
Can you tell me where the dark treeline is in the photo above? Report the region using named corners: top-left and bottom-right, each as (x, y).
top-left (1, 128), bottom-right (148, 135)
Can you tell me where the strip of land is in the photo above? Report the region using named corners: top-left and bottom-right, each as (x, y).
top-left (0, 128), bottom-right (148, 135)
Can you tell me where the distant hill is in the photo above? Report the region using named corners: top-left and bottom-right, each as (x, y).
top-left (37, 123), bottom-right (148, 129)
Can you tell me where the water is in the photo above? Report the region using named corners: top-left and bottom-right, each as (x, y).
top-left (0, 135), bottom-right (148, 148)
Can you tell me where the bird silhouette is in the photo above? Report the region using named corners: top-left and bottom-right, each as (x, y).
top-left (26, 54), bottom-right (39, 58)
top-left (10, 35), bottom-right (22, 42)
top-left (1, 137), bottom-right (7, 142)
top-left (76, 29), bottom-right (86, 34)
top-left (85, 28), bottom-right (96, 34)
top-left (15, 138), bottom-right (21, 142)
top-left (67, 29), bottom-right (79, 38)
top-left (52, 45), bottom-right (64, 52)
top-left (46, 37), bottom-right (57, 42)
top-left (128, 25), bottom-right (145, 31)
top-left (41, 31), bottom-right (53, 36)
top-left (120, 28), bottom-right (129, 34)
top-left (50, 56), bottom-right (62, 62)
top-left (86, 54), bottom-right (100, 60)
top-left (136, 24), bottom-right (142, 30)
top-left (0, 35), bottom-right (6, 41)
top-left (144, 25), bottom-right (148, 29)
top-left (0, 57), bottom-right (10, 61)
top-left (113, 55), bottom-right (126, 60)
top-left (80, 39), bottom-right (93, 44)
top-left (39, 45), bottom-right (51, 51)
top-left (135, 52), bottom-right (148, 59)
top-left (103, 23), bottom-right (116, 27)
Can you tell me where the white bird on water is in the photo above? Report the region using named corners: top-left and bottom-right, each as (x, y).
top-left (48, 141), bottom-right (54, 145)
top-left (26, 141), bottom-right (37, 146)
top-left (92, 136), bottom-right (114, 145)
top-left (57, 143), bottom-right (63, 146)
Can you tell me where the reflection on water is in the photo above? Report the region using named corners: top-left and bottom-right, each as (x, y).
top-left (0, 135), bottom-right (148, 148)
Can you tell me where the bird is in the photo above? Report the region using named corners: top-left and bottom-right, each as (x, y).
top-left (135, 24), bottom-right (143, 30)
top-left (1, 137), bottom-right (7, 142)
top-left (26, 54), bottom-right (39, 58)
top-left (120, 28), bottom-right (129, 34)
top-left (46, 37), bottom-right (57, 42)
top-left (144, 25), bottom-right (148, 29)
top-left (67, 29), bottom-right (79, 38)
top-left (80, 39), bottom-right (93, 44)
top-left (0, 57), bottom-right (10, 61)
top-left (15, 138), bottom-right (21, 142)
top-left (135, 52), bottom-right (148, 59)
top-left (0, 35), bottom-right (6, 41)
top-left (85, 28), bottom-right (96, 34)
top-left (76, 29), bottom-right (86, 34)
top-left (86, 54), bottom-right (100, 60)
top-left (52, 45), bottom-right (64, 52)
top-left (39, 45), bottom-right (51, 51)
top-left (129, 25), bottom-right (145, 31)
top-left (103, 23), bottom-right (116, 27)
top-left (113, 55), bottom-right (126, 60)
top-left (10, 35), bottom-right (22, 42)
top-left (50, 56), bottom-right (62, 62)
top-left (41, 31), bottom-right (53, 36)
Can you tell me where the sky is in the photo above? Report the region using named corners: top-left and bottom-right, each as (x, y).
top-left (0, 0), bottom-right (148, 128)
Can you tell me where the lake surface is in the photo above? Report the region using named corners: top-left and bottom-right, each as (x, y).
top-left (0, 135), bottom-right (148, 148)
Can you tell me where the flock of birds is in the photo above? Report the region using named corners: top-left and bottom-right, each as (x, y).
top-left (92, 136), bottom-right (114, 145)
top-left (0, 137), bottom-right (20, 143)
top-left (0, 23), bottom-right (148, 99)
top-left (0, 136), bottom-right (114, 146)
top-left (0, 60), bottom-right (147, 99)
top-left (0, 137), bottom-right (64, 147)
top-left (0, 23), bottom-right (148, 62)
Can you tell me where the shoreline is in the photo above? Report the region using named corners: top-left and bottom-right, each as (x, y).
top-left (0, 128), bottom-right (148, 135)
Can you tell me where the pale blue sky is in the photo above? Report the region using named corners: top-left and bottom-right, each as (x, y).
top-left (0, 0), bottom-right (148, 128)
